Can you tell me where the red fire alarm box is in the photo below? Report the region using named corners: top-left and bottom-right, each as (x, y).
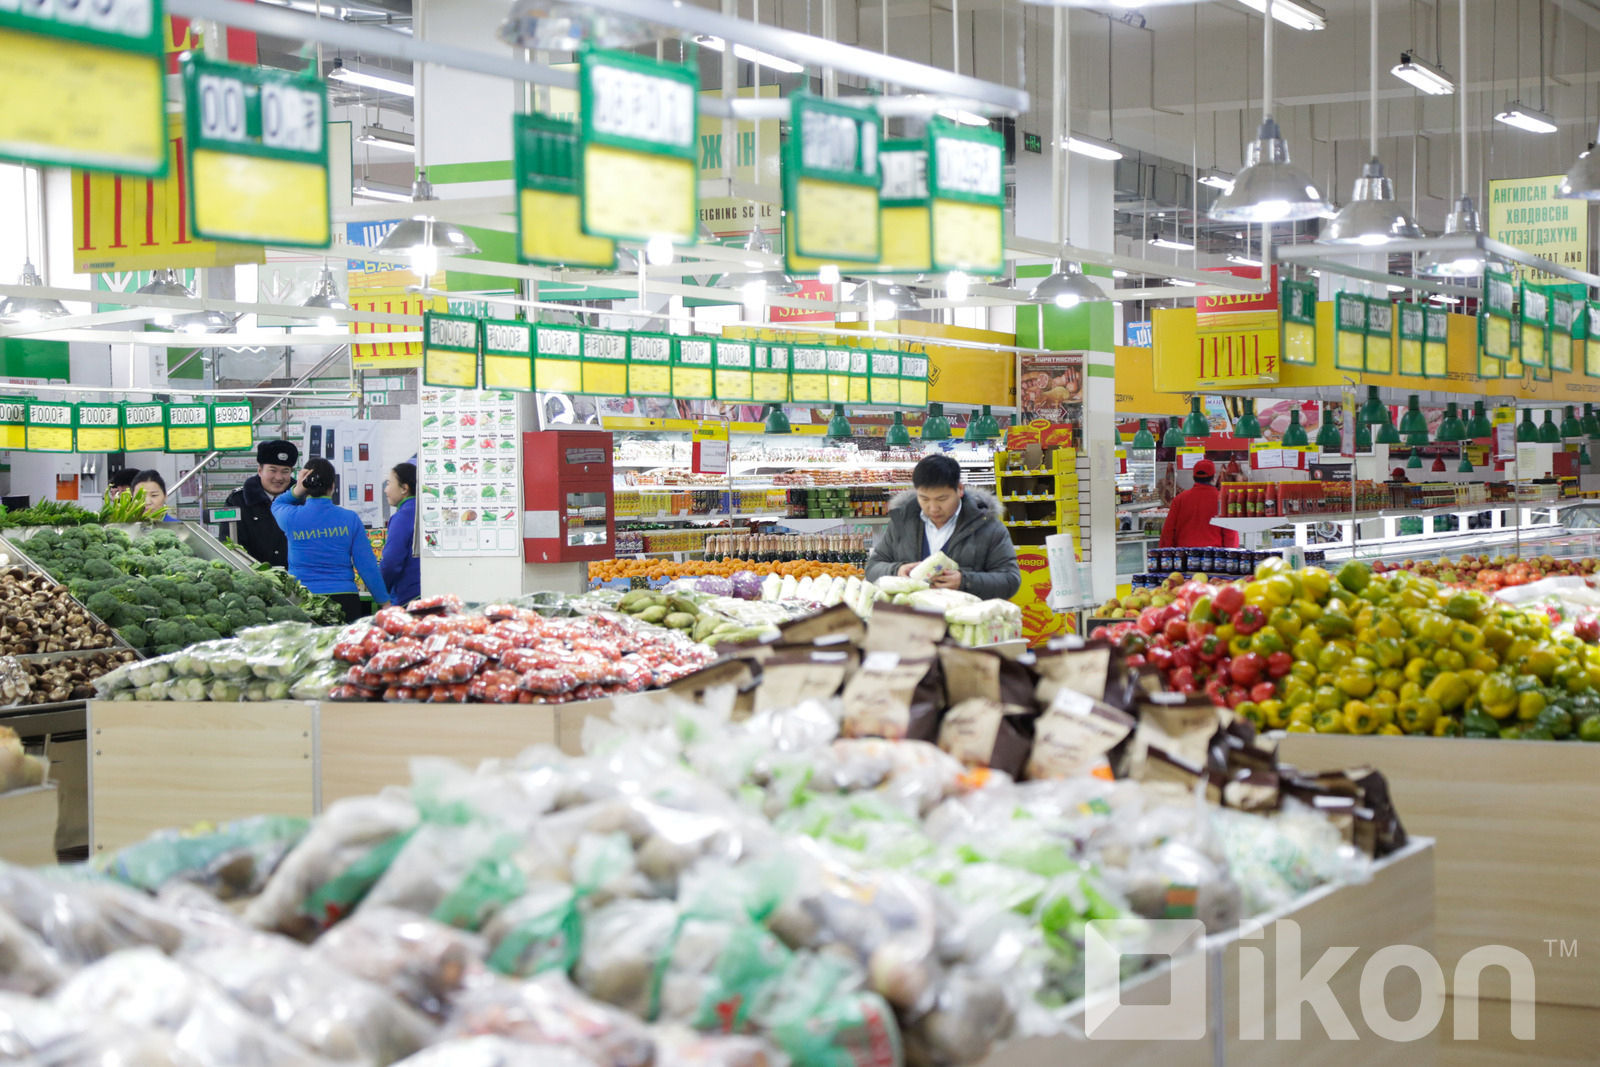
top-left (522, 430), bottom-right (615, 563)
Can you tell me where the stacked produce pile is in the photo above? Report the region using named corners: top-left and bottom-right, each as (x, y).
top-left (18, 526), bottom-right (337, 654)
top-left (0, 566), bottom-right (121, 655)
top-left (0, 652), bottom-right (1390, 1066)
top-left (1094, 557), bottom-right (1600, 742)
top-left (324, 596), bottom-right (715, 704)
top-left (1377, 553), bottom-right (1598, 592)
top-left (94, 623), bottom-right (344, 703)
top-left (589, 557), bottom-right (862, 585)
top-left (17, 650), bottom-right (139, 705)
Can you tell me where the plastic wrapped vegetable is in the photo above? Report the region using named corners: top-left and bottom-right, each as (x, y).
top-left (90, 815), bottom-right (310, 899)
top-left (729, 571), bottom-right (763, 601)
top-left (695, 576), bottom-right (734, 597)
top-left (309, 906), bottom-right (492, 1022)
top-left (442, 972), bottom-right (656, 1067)
top-left (873, 576), bottom-right (930, 597)
top-left (0, 863), bottom-right (184, 965)
top-left (0, 908), bottom-right (67, 995)
top-left (907, 551), bottom-right (960, 583)
top-left (392, 1037), bottom-right (603, 1067)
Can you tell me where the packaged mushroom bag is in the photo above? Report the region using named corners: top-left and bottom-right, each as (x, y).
top-left (935, 645), bottom-right (1038, 777)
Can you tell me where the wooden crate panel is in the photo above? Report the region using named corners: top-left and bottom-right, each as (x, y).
top-left (0, 785), bottom-right (59, 866)
top-left (89, 701), bottom-right (314, 854)
top-left (1279, 734), bottom-right (1600, 1010)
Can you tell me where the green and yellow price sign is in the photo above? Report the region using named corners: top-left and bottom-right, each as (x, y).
top-left (1520, 282), bottom-right (1548, 368)
top-left (580, 328), bottom-right (629, 396)
top-left (1334, 292), bottom-right (1366, 372)
top-left (1552, 291), bottom-right (1581, 374)
top-left (1423, 305), bottom-right (1448, 377)
top-left (1280, 279), bottom-right (1316, 365)
top-left (165, 401), bottom-right (209, 452)
top-left (579, 49), bottom-right (698, 243)
top-left (122, 401), bottom-right (165, 451)
top-left (784, 94), bottom-right (881, 272)
top-left (627, 332), bottom-right (674, 397)
top-left (1481, 268), bottom-right (1514, 360)
top-left (673, 337), bottom-right (714, 399)
top-left (900, 349), bottom-right (929, 406)
top-left (876, 140), bottom-right (931, 274)
top-left (1364, 297), bottom-right (1393, 374)
top-left (1587, 302), bottom-right (1600, 377)
top-left (713, 339), bottom-right (754, 402)
top-left (927, 118), bottom-right (1004, 275)
top-left (25, 401), bottom-right (74, 453)
top-left (513, 113), bottom-right (615, 268)
top-left (483, 318), bottom-right (534, 392)
top-left (535, 322), bottom-right (583, 393)
top-left (422, 311), bottom-right (482, 390)
top-left (181, 55), bottom-right (330, 247)
top-left (1397, 303), bottom-right (1424, 377)
top-left (210, 401), bottom-right (253, 451)
top-left (751, 342), bottom-right (790, 403)
top-left (0, 0), bottom-right (166, 175)
top-left (0, 399), bottom-right (26, 450)
top-left (75, 401), bottom-right (123, 452)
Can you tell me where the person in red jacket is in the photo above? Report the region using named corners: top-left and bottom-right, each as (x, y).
top-left (1159, 459), bottom-right (1240, 549)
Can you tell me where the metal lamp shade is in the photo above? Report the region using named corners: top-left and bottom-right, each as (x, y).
top-left (1517, 410), bottom-right (1541, 442)
top-left (966, 405), bottom-right (1001, 442)
top-left (1280, 409), bottom-right (1309, 446)
top-left (1435, 403), bottom-right (1465, 442)
top-left (1320, 158), bottom-right (1423, 245)
top-left (762, 404), bottom-right (792, 435)
top-left (1032, 264), bottom-right (1106, 308)
top-left (1232, 399), bottom-right (1262, 439)
top-left (1374, 417), bottom-right (1401, 446)
top-left (1182, 397), bottom-right (1210, 438)
top-left (922, 403), bottom-right (951, 441)
top-left (1562, 406), bottom-right (1585, 439)
top-left (1399, 395), bottom-right (1428, 435)
top-left (1161, 420), bottom-right (1187, 448)
top-left (1130, 419), bottom-right (1156, 449)
top-left (497, 0), bottom-right (655, 51)
top-left (1584, 404), bottom-right (1600, 437)
top-left (885, 411), bottom-right (912, 446)
top-left (1559, 132), bottom-right (1600, 199)
top-left (1468, 401), bottom-right (1493, 438)
top-left (1407, 452), bottom-right (1423, 469)
top-left (1539, 411), bottom-right (1561, 443)
top-left (1418, 197), bottom-right (1488, 277)
top-left (1209, 118), bottom-right (1333, 223)
top-left (1315, 406), bottom-right (1342, 450)
top-left (0, 262), bottom-right (68, 323)
top-left (1358, 385), bottom-right (1388, 427)
top-left (377, 216), bottom-right (479, 271)
top-left (825, 404), bottom-right (852, 439)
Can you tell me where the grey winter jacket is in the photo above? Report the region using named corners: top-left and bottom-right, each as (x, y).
top-left (864, 487), bottom-right (1022, 600)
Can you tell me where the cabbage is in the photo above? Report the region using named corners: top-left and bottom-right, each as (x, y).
top-left (908, 551), bottom-right (960, 583)
top-left (730, 570), bottom-right (763, 600)
top-left (875, 576), bottom-right (930, 596)
top-left (695, 575), bottom-right (734, 596)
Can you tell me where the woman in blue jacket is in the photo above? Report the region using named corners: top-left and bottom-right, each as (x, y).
top-left (380, 462), bottom-right (421, 608)
top-left (272, 458), bottom-right (389, 622)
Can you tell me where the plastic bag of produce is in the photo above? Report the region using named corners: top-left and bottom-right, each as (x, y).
top-left (393, 1036), bottom-right (602, 1067)
top-left (873, 576), bottom-right (929, 597)
top-left (0, 908), bottom-right (68, 995)
top-left (0, 656), bottom-right (31, 707)
top-left (182, 933), bottom-right (438, 1064)
top-left (2, 1017), bottom-right (203, 1067)
top-left (309, 906), bottom-right (491, 1022)
top-left (903, 588), bottom-right (980, 615)
top-left (0, 991), bottom-right (74, 1058)
top-left (653, 1025), bottom-right (782, 1067)
top-left (291, 659), bottom-right (346, 701)
top-left (0, 863), bottom-right (184, 965)
top-left (484, 832), bottom-right (637, 977)
top-left (907, 551), bottom-right (960, 583)
top-left (91, 815), bottom-right (310, 899)
top-left (443, 972), bottom-right (657, 1067)
top-left (52, 947), bottom-right (340, 1065)
top-left (127, 655), bottom-right (175, 688)
top-left (91, 659), bottom-right (137, 698)
top-left (242, 793), bottom-right (420, 940)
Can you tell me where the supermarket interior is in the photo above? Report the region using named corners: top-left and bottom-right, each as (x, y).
top-left (2, 0), bottom-right (1600, 1060)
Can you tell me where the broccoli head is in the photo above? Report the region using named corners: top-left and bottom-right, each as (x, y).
top-left (185, 625), bottom-right (222, 644)
top-left (266, 605), bottom-right (308, 623)
top-left (154, 643), bottom-right (183, 656)
top-left (85, 591), bottom-right (122, 621)
top-left (178, 584), bottom-right (207, 607)
top-left (119, 623), bottom-right (149, 650)
top-left (151, 620), bottom-right (185, 647)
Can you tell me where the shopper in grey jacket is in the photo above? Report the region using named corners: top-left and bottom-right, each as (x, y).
top-left (865, 454), bottom-right (1022, 600)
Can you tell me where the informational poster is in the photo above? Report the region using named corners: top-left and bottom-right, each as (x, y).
top-left (1018, 352), bottom-right (1083, 421)
top-left (1486, 175), bottom-right (1590, 286)
top-left (417, 387), bottom-right (521, 556)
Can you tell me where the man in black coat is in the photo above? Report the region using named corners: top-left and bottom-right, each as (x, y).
top-left (225, 440), bottom-right (299, 567)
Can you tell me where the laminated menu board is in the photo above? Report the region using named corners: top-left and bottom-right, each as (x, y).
top-left (713, 339), bottom-right (754, 401)
top-left (751, 341), bottom-right (790, 402)
top-left (482, 318), bottom-right (534, 392)
top-left (627, 332), bottom-right (674, 397)
top-left (1334, 292), bottom-right (1365, 371)
top-left (790, 344), bottom-right (829, 402)
top-left (673, 337), bottom-right (714, 399)
top-left (580, 328), bottom-right (628, 396)
top-left (535, 322), bottom-right (583, 393)
top-left (417, 386), bottom-right (521, 557)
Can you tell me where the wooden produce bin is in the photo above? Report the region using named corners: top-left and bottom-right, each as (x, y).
top-left (987, 841), bottom-right (1437, 1066)
top-left (0, 784), bottom-right (60, 865)
top-left (1278, 734), bottom-right (1600, 1015)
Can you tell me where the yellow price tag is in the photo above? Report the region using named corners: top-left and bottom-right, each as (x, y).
top-left (583, 145), bottom-right (696, 243)
top-left (878, 204), bottom-right (932, 274)
top-left (191, 150), bottom-right (330, 246)
top-left (520, 187), bottom-right (615, 268)
top-left (693, 421), bottom-right (729, 442)
top-left (931, 199), bottom-right (1002, 274)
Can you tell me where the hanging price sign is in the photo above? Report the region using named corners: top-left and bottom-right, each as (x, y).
top-left (1587, 302), bottom-right (1600, 377)
top-left (165, 401), bottom-right (209, 452)
top-left (0, 399), bottom-right (25, 450)
top-left (872, 140), bottom-right (931, 274)
top-left (75, 401), bottom-right (123, 452)
top-left (928, 119), bottom-right (1004, 275)
top-left (580, 328), bottom-right (629, 396)
top-left (181, 56), bottom-right (330, 247)
top-left (122, 401), bottom-right (165, 451)
top-left (1365, 298), bottom-right (1393, 374)
top-left (784, 94), bottom-right (881, 270)
top-left (1552, 290), bottom-right (1581, 374)
top-left (1520, 282), bottom-right (1549, 368)
top-left (1397, 303), bottom-right (1424, 377)
top-left (1481, 268), bottom-right (1514, 360)
top-left (1280, 279), bottom-right (1317, 365)
top-left (513, 113), bottom-right (615, 268)
top-left (627, 333), bottom-right (674, 397)
top-left (1424, 305), bottom-right (1449, 377)
top-left (210, 401), bottom-right (253, 451)
top-left (25, 401), bottom-right (74, 453)
top-left (0, 0), bottom-right (166, 175)
top-left (483, 318), bottom-right (534, 392)
top-left (1333, 292), bottom-right (1366, 371)
top-left (579, 49), bottom-right (698, 243)
top-left (535, 323), bottom-right (582, 393)
top-left (422, 311), bottom-right (482, 390)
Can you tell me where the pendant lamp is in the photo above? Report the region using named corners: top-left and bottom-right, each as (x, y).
top-left (1280, 408), bottom-right (1309, 446)
top-left (1559, 137), bottom-right (1600, 199)
top-left (1315, 405), bottom-right (1343, 451)
top-left (1208, 0), bottom-right (1331, 222)
top-left (1320, 159), bottom-right (1424, 245)
top-left (762, 404), bottom-right (792, 435)
top-left (966, 405), bottom-right (1001, 442)
top-left (1232, 399), bottom-right (1262, 439)
top-left (854, 279), bottom-right (922, 317)
top-left (720, 230), bottom-right (802, 297)
top-left (1458, 454), bottom-right (1474, 473)
top-left (301, 266), bottom-right (348, 326)
top-left (1407, 451), bottom-right (1423, 469)
top-left (1432, 455), bottom-right (1448, 472)
top-left (1468, 400), bottom-right (1493, 438)
top-left (1162, 419), bottom-right (1187, 448)
top-left (1517, 408), bottom-right (1540, 442)
top-left (825, 404), bottom-right (852, 439)
top-left (1435, 403), bottom-right (1466, 442)
top-left (1539, 411), bottom-right (1561, 443)
top-left (1584, 403), bottom-right (1600, 437)
top-left (1033, 9), bottom-right (1111, 307)
top-left (1399, 395), bottom-right (1428, 435)
top-left (1354, 416), bottom-right (1372, 452)
top-left (1032, 262), bottom-right (1106, 309)
top-left (922, 403), bottom-right (951, 441)
top-left (0, 262), bottom-right (68, 323)
top-left (1561, 405), bottom-right (1584, 439)
top-left (1420, 0), bottom-right (1490, 275)
top-left (1130, 419), bottom-right (1157, 450)
top-left (885, 411), bottom-right (912, 446)
top-left (1182, 397), bottom-right (1210, 437)
top-left (1375, 414), bottom-right (1401, 445)
top-left (497, 0), bottom-right (654, 51)
top-left (1358, 386), bottom-right (1388, 427)
top-left (375, 172), bottom-right (480, 283)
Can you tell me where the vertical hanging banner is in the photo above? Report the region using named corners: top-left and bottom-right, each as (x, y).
top-left (512, 114), bottom-right (615, 268)
top-left (25, 401), bottom-right (75, 453)
top-left (1280, 279), bottom-right (1317, 365)
top-left (580, 328), bottom-right (629, 396)
top-left (1481, 268), bottom-right (1515, 360)
top-left (75, 402), bottom-right (123, 452)
top-left (122, 401), bottom-right (166, 451)
top-left (1397, 303), bottom-right (1425, 377)
top-left (1423, 305), bottom-right (1449, 377)
top-left (422, 311), bottom-right (482, 390)
top-left (1333, 293), bottom-right (1366, 371)
top-left (210, 401), bottom-right (253, 451)
top-left (1551, 291), bottom-right (1580, 374)
top-left (627, 332), bottom-right (674, 397)
top-left (1520, 282), bottom-right (1549, 369)
top-left (0, 399), bottom-right (24, 450)
top-left (927, 118), bottom-right (1005, 275)
top-left (482, 318), bottom-right (534, 392)
top-left (164, 401), bottom-right (209, 452)
top-left (784, 94), bottom-right (882, 271)
top-left (578, 50), bottom-right (698, 243)
top-left (0, 0), bottom-right (166, 175)
top-left (874, 140), bottom-right (932, 274)
top-left (181, 56), bottom-right (330, 247)
top-left (1364, 297), bottom-right (1393, 374)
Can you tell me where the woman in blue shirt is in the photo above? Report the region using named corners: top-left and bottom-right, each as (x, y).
top-left (380, 462), bottom-right (421, 608)
top-left (272, 458), bottom-right (389, 622)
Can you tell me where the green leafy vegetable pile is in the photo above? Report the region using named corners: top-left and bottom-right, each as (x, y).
top-left (21, 526), bottom-right (316, 654)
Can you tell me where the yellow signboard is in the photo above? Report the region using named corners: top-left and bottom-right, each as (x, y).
top-left (1486, 175), bottom-right (1590, 285)
top-left (1193, 310), bottom-right (1281, 389)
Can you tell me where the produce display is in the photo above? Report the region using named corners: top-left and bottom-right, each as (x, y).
top-left (325, 596), bottom-right (715, 703)
top-left (0, 493), bottom-right (165, 529)
top-left (17, 526), bottom-right (336, 654)
top-left (0, 566), bottom-right (121, 655)
top-left (94, 623), bottom-right (343, 703)
top-left (589, 557), bottom-right (862, 585)
top-left (0, 663), bottom-right (1388, 1067)
top-left (1093, 557), bottom-right (1600, 742)
top-left (16, 650), bottom-right (140, 705)
top-left (1377, 553), bottom-right (1599, 592)
top-left (0, 724), bottom-right (47, 794)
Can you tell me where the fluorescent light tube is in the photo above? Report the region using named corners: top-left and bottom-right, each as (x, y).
top-left (1232, 0), bottom-right (1326, 31)
top-left (938, 108), bottom-right (991, 127)
top-left (1149, 236), bottom-right (1196, 251)
top-left (1495, 102), bottom-right (1557, 134)
top-left (694, 35), bottom-right (805, 74)
top-left (328, 59), bottom-right (414, 98)
top-left (358, 125), bottom-right (415, 153)
top-left (354, 181), bottom-right (414, 203)
top-left (1199, 170), bottom-right (1235, 191)
top-left (1168, 278), bottom-right (1198, 287)
top-left (1067, 134), bottom-right (1123, 161)
top-left (1227, 254), bottom-right (1262, 266)
top-left (1391, 52), bottom-right (1454, 95)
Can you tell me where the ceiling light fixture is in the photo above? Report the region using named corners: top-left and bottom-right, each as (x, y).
top-left (0, 262), bottom-right (68, 323)
top-left (1033, 263), bottom-right (1107, 307)
top-left (1391, 51), bottom-right (1454, 94)
top-left (328, 57), bottom-right (414, 98)
top-left (719, 229), bottom-right (802, 298)
top-left (1067, 134), bottom-right (1123, 161)
top-left (938, 108), bottom-right (991, 127)
top-left (1227, 253), bottom-right (1262, 266)
top-left (853, 279), bottom-right (922, 318)
top-left (946, 271), bottom-right (971, 301)
top-left (1199, 169), bottom-right (1235, 191)
top-left (1560, 141), bottom-right (1600, 198)
top-left (1167, 277), bottom-right (1198, 287)
top-left (1033, 9), bottom-right (1110, 314)
top-left (353, 180), bottom-right (414, 203)
top-left (497, 0), bottom-right (655, 51)
top-left (1495, 101), bottom-right (1557, 134)
top-left (357, 125), bottom-right (415, 153)
top-left (1149, 235), bottom-right (1196, 251)
top-left (1232, 0), bottom-right (1326, 32)
top-left (1418, 196), bottom-right (1488, 276)
top-left (693, 34), bottom-right (806, 74)
top-left (374, 171), bottom-right (480, 282)
top-left (301, 266), bottom-right (349, 328)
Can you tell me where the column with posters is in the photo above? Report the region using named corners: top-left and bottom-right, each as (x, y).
top-left (417, 386), bottom-right (521, 556)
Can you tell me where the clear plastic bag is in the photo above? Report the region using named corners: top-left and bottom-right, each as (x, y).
top-left (442, 972), bottom-right (656, 1067)
top-left (484, 832), bottom-right (638, 978)
top-left (0, 655), bottom-right (32, 706)
top-left (0, 863), bottom-right (184, 965)
top-left (393, 1036), bottom-right (603, 1067)
top-left (7, 1020), bottom-right (204, 1066)
top-left (308, 906), bottom-right (491, 1022)
top-left (0, 909), bottom-right (67, 995)
top-left (0, 991), bottom-right (74, 1058)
